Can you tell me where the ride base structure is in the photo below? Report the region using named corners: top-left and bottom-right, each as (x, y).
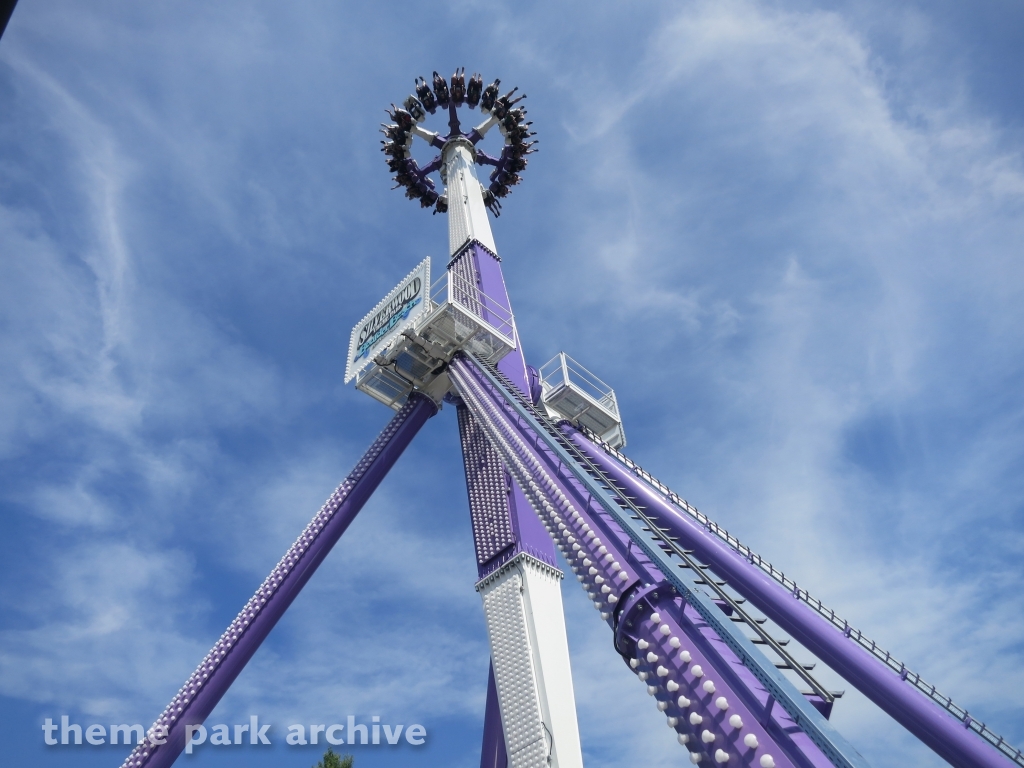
top-left (119, 70), bottom-right (1023, 768)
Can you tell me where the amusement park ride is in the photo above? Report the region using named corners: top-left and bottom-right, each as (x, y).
top-left (117, 71), bottom-right (1022, 768)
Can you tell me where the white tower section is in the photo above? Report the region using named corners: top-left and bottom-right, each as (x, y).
top-left (442, 138), bottom-right (498, 256)
top-left (477, 556), bottom-right (584, 768)
top-left (443, 142), bottom-right (585, 768)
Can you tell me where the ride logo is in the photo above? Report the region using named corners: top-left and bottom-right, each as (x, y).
top-left (352, 277), bottom-right (422, 363)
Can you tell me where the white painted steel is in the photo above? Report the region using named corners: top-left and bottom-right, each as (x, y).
top-left (443, 139), bottom-right (497, 256)
top-left (474, 114), bottom-right (500, 139)
top-left (411, 124), bottom-right (438, 143)
top-left (538, 352), bottom-right (626, 448)
top-left (477, 554), bottom-right (584, 768)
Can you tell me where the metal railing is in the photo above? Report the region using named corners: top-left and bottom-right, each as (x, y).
top-left (466, 354), bottom-right (867, 768)
top-left (576, 424), bottom-right (1024, 767)
top-left (428, 269), bottom-right (516, 345)
top-left (538, 352), bottom-right (620, 414)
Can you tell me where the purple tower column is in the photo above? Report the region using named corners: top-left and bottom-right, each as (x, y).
top-left (436, 112), bottom-right (584, 765)
top-left (450, 239), bottom-right (582, 768)
top-left (480, 663), bottom-right (510, 768)
top-left (118, 393), bottom-right (437, 768)
top-left (452, 240), bottom-right (558, 576)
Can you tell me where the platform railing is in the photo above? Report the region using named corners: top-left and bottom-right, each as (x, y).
top-left (538, 352), bottom-right (620, 414)
top-left (427, 269), bottom-right (516, 347)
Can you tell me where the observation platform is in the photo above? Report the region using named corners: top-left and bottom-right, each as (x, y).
top-left (352, 256), bottom-right (517, 409)
top-left (538, 352), bottom-right (626, 448)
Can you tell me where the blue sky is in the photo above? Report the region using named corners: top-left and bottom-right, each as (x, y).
top-left (2, 1), bottom-right (1023, 767)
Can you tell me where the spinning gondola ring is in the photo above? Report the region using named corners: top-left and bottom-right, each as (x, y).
top-left (380, 68), bottom-right (537, 218)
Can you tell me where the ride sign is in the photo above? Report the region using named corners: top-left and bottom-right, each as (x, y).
top-left (345, 257), bottom-right (431, 383)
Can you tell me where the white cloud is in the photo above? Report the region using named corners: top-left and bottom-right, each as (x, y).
top-left (500, 1), bottom-right (1024, 764)
top-left (1, 1), bottom-right (1022, 767)
top-left (0, 539), bottom-right (205, 717)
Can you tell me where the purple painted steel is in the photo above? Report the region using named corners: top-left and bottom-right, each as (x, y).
top-left (451, 240), bottom-right (556, 572)
top-left (450, 355), bottom-right (835, 767)
top-left (118, 394), bottom-right (437, 768)
top-left (447, 102), bottom-right (463, 139)
top-left (457, 402), bottom-right (516, 568)
top-left (526, 365), bottom-right (542, 406)
top-left (564, 425), bottom-right (1015, 768)
top-left (480, 663), bottom-right (510, 768)
top-left (489, 147), bottom-right (512, 185)
top-left (451, 242), bottom-right (555, 766)
top-left (421, 155), bottom-right (443, 175)
top-left (619, 588), bottom-right (828, 768)
top-left (405, 158), bottom-right (436, 194)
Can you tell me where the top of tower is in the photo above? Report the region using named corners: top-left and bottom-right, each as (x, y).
top-left (381, 69), bottom-right (537, 218)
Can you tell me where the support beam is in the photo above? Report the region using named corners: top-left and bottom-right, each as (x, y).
top-left (480, 663), bottom-right (509, 768)
top-left (565, 426), bottom-right (1016, 768)
top-left (118, 393), bottom-right (437, 768)
top-left (444, 141), bottom-right (584, 768)
top-left (450, 353), bottom-right (868, 768)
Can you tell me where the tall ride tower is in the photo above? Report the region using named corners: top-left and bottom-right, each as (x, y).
top-left (354, 71), bottom-right (585, 768)
top-left (117, 68), bottom-right (1024, 768)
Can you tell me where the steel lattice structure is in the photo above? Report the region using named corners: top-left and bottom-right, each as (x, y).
top-left (118, 70), bottom-right (1022, 768)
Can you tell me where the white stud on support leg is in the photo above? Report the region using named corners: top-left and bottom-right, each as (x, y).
top-left (477, 555), bottom-right (583, 768)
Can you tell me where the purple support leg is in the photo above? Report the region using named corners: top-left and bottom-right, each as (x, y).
top-left (564, 425), bottom-right (1015, 768)
top-left (118, 393), bottom-right (437, 768)
top-left (449, 355), bottom-right (837, 767)
top-left (480, 663), bottom-right (509, 768)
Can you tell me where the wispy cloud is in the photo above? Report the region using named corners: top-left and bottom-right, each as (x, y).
top-left (1, 1), bottom-right (1022, 767)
